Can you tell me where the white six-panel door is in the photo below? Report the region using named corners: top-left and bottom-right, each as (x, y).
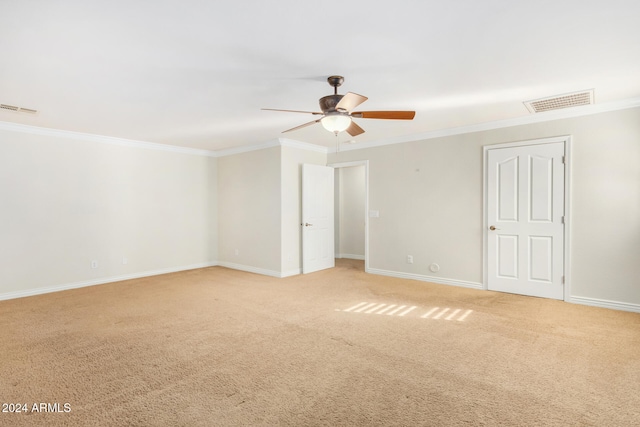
top-left (487, 142), bottom-right (565, 300)
top-left (302, 164), bottom-right (335, 274)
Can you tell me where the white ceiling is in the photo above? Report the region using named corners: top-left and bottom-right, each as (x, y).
top-left (1, 1), bottom-right (639, 152)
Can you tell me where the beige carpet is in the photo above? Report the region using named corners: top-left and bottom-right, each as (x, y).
top-left (1, 259), bottom-right (639, 426)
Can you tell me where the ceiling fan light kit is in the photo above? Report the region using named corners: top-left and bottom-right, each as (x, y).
top-left (263, 75), bottom-right (416, 137)
top-left (321, 114), bottom-right (352, 133)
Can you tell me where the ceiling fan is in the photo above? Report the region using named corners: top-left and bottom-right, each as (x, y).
top-left (263, 75), bottom-right (416, 137)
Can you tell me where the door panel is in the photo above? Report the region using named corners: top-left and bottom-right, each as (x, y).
top-left (529, 236), bottom-right (552, 282)
top-left (498, 235), bottom-right (518, 278)
top-left (487, 142), bottom-right (565, 300)
top-left (530, 156), bottom-right (553, 222)
top-left (498, 157), bottom-right (519, 221)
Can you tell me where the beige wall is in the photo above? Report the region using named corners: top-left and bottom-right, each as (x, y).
top-left (0, 127), bottom-right (216, 297)
top-left (0, 132), bottom-right (325, 295)
top-left (328, 107), bottom-right (640, 306)
top-left (218, 144), bottom-right (326, 276)
top-left (217, 146), bottom-right (281, 274)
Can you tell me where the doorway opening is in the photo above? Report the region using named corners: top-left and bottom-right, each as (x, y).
top-left (330, 161), bottom-right (369, 272)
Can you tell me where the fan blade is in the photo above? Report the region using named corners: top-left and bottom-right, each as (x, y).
top-left (346, 121), bottom-right (365, 137)
top-left (335, 92), bottom-right (368, 112)
top-left (352, 111), bottom-right (416, 120)
top-left (262, 108), bottom-right (323, 115)
top-left (282, 119), bottom-right (321, 133)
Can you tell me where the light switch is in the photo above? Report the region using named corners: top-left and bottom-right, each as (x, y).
top-left (369, 210), bottom-right (380, 218)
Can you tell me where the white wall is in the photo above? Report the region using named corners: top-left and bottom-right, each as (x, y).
top-left (217, 146), bottom-right (281, 275)
top-left (335, 166), bottom-right (365, 259)
top-left (0, 127), bottom-right (216, 298)
top-left (328, 107), bottom-right (640, 309)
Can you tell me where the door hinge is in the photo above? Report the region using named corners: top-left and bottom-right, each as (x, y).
top-left (562, 276), bottom-right (565, 284)
top-left (562, 155), bottom-right (566, 164)
top-left (561, 216), bottom-right (565, 224)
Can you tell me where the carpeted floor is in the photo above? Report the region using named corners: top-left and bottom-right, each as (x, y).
top-left (1, 259), bottom-right (639, 426)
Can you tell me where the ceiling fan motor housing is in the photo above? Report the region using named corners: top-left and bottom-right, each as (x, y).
top-left (319, 94), bottom-right (345, 113)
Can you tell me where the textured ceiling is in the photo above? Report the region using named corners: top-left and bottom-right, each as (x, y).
top-left (1, 0), bottom-right (639, 152)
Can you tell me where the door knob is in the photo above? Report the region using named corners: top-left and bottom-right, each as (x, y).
top-left (305, 223), bottom-right (313, 227)
top-left (489, 225), bottom-right (500, 231)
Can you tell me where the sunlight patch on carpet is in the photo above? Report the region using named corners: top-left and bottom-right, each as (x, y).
top-left (338, 302), bottom-right (473, 321)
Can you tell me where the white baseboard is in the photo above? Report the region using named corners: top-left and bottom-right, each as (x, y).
top-left (281, 269), bottom-right (301, 278)
top-left (366, 267), bottom-right (483, 290)
top-left (364, 270), bottom-right (640, 313)
top-left (217, 261), bottom-right (293, 278)
top-left (10, 262), bottom-right (635, 314)
top-left (0, 262), bottom-right (218, 301)
top-left (336, 254), bottom-right (365, 260)
top-left (569, 296), bottom-right (640, 313)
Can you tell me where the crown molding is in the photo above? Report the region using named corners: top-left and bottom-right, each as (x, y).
top-left (213, 138), bottom-right (281, 157)
top-left (213, 137), bottom-right (328, 158)
top-left (278, 138), bottom-right (328, 154)
top-left (0, 121), bottom-right (217, 157)
top-left (0, 120), bottom-right (329, 158)
top-left (337, 97), bottom-right (640, 152)
top-left (3, 97), bottom-right (639, 157)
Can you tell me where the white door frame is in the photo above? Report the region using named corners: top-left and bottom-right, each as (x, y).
top-left (328, 160), bottom-right (370, 272)
top-left (483, 136), bottom-right (572, 301)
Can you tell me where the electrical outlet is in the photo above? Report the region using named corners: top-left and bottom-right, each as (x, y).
top-left (234, 249), bottom-right (240, 256)
top-left (91, 260), bottom-right (98, 269)
top-left (122, 257), bottom-right (128, 265)
top-left (407, 255), bottom-right (413, 264)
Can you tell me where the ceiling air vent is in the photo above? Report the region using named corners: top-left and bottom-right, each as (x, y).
top-left (0, 103), bottom-right (38, 114)
top-left (524, 89), bottom-right (594, 113)
top-left (0, 104), bottom-right (19, 112)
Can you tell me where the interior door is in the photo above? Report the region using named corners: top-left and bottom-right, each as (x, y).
top-left (302, 164), bottom-right (335, 274)
top-left (487, 142), bottom-right (565, 299)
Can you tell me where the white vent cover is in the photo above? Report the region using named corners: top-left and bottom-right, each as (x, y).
top-left (0, 103), bottom-right (38, 114)
top-left (524, 89), bottom-right (594, 113)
